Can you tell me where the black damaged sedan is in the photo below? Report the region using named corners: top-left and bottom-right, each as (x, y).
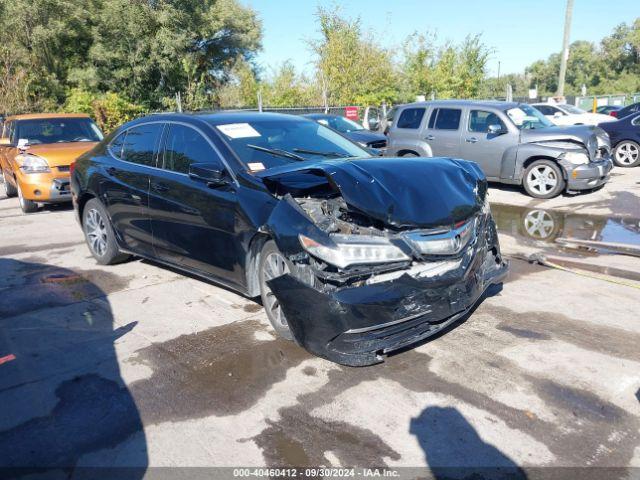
top-left (71, 112), bottom-right (508, 366)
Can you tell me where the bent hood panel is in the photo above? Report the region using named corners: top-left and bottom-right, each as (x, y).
top-left (259, 157), bottom-right (486, 229)
top-left (520, 125), bottom-right (601, 145)
top-left (23, 142), bottom-right (98, 167)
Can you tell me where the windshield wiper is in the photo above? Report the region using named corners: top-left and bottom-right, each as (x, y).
top-left (293, 148), bottom-right (351, 158)
top-left (246, 144), bottom-right (305, 162)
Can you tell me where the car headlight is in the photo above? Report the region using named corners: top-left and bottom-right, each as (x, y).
top-left (299, 233), bottom-right (410, 268)
top-left (561, 151), bottom-right (590, 165)
top-left (16, 154), bottom-right (50, 173)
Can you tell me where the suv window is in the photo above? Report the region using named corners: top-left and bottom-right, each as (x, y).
top-left (163, 124), bottom-right (220, 174)
top-left (433, 108), bottom-right (461, 130)
top-left (396, 108), bottom-right (425, 129)
top-left (469, 110), bottom-right (505, 133)
top-left (121, 123), bottom-right (163, 167)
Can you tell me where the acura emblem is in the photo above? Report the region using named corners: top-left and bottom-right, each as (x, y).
top-left (453, 234), bottom-right (462, 251)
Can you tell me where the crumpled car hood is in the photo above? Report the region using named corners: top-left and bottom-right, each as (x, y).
top-left (520, 125), bottom-right (602, 145)
top-left (258, 157), bottom-right (486, 229)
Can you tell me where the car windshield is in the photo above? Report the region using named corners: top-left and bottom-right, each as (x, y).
top-left (212, 118), bottom-right (370, 171)
top-left (562, 104), bottom-right (586, 115)
top-left (506, 105), bottom-right (554, 130)
top-left (317, 116), bottom-right (364, 133)
top-left (14, 118), bottom-right (103, 145)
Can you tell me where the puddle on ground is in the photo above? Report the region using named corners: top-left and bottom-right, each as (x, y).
top-left (491, 203), bottom-right (640, 254)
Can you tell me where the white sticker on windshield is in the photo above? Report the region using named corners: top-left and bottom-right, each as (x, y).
top-left (247, 162), bottom-right (265, 171)
top-left (216, 123), bottom-right (260, 139)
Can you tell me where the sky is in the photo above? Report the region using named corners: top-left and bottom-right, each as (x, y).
top-left (245, 0), bottom-right (639, 77)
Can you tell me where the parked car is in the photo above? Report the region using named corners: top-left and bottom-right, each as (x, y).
top-left (532, 102), bottom-right (615, 126)
top-left (303, 114), bottom-right (387, 150)
top-left (596, 105), bottom-right (623, 116)
top-left (598, 113), bottom-right (640, 167)
top-left (615, 102), bottom-right (640, 120)
top-left (0, 114), bottom-right (103, 213)
top-left (71, 112), bottom-right (508, 366)
top-left (385, 100), bottom-right (613, 199)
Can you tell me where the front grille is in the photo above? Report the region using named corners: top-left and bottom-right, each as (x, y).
top-left (57, 165), bottom-right (70, 172)
top-left (368, 140), bottom-right (387, 149)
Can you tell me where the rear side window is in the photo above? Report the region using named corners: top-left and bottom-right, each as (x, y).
top-left (121, 123), bottom-right (163, 167)
top-left (163, 124), bottom-right (221, 174)
top-left (432, 108), bottom-right (461, 130)
top-left (396, 108), bottom-right (425, 129)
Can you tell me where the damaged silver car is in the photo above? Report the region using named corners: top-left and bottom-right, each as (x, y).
top-left (72, 112), bottom-right (508, 366)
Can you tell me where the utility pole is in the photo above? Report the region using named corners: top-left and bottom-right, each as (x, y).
top-left (557, 0), bottom-right (574, 99)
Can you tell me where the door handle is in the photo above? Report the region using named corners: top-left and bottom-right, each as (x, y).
top-left (465, 137), bottom-right (479, 143)
top-left (151, 182), bottom-right (169, 193)
top-left (425, 135), bottom-right (435, 141)
top-left (106, 166), bottom-right (117, 175)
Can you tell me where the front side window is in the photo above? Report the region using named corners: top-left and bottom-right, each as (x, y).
top-left (469, 110), bottom-right (506, 133)
top-left (535, 105), bottom-right (553, 116)
top-left (211, 117), bottom-right (369, 171)
top-left (121, 123), bottom-right (163, 167)
top-left (163, 124), bottom-right (220, 174)
top-left (326, 116), bottom-right (364, 133)
top-left (562, 105), bottom-right (585, 115)
top-left (14, 118), bottom-right (103, 145)
top-left (397, 108), bottom-right (425, 129)
top-left (109, 131), bottom-right (127, 159)
top-left (433, 108), bottom-right (462, 130)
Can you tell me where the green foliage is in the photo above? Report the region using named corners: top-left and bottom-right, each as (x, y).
top-left (62, 88), bottom-right (145, 133)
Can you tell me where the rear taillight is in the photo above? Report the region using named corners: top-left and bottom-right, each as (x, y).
top-left (610, 111), bottom-right (618, 118)
top-left (69, 161), bottom-right (76, 175)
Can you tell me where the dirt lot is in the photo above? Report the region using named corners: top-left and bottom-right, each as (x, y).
top-left (1, 168), bottom-right (639, 478)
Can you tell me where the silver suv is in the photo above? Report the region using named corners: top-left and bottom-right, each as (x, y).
top-left (385, 100), bottom-right (613, 198)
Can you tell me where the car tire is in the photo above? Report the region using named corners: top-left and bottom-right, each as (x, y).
top-left (2, 169), bottom-right (17, 198)
top-left (82, 198), bottom-right (130, 265)
top-left (399, 151), bottom-right (419, 157)
top-left (523, 160), bottom-right (565, 199)
top-left (16, 182), bottom-right (38, 213)
top-left (258, 240), bottom-right (294, 341)
top-left (613, 140), bottom-right (640, 168)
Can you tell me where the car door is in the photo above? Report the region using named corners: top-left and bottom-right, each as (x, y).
top-left (423, 108), bottom-right (462, 157)
top-left (459, 109), bottom-right (517, 179)
top-left (148, 122), bottom-right (241, 284)
top-left (102, 122), bottom-right (163, 256)
top-left (389, 106), bottom-right (428, 155)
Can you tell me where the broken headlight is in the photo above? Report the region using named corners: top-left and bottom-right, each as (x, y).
top-left (299, 233), bottom-right (410, 269)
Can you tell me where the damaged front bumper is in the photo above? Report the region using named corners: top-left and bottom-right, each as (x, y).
top-left (268, 217), bottom-right (508, 367)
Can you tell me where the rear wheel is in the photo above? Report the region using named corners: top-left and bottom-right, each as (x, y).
top-left (523, 160), bottom-right (565, 199)
top-left (613, 140), bottom-right (640, 167)
top-left (2, 169), bottom-right (17, 198)
top-left (258, 241), bottom-right (294, 340)
top-left (82, 198), bottom-right (130, 265)
top-left (399, 151), bottom-right (419, 157)
top-left (17, 182), bottom-right (38, 213)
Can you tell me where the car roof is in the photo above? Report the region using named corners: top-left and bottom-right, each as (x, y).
top-left (6, 113), bottom-right (92, 121)
top-left (303, 113), bottom-right (336, 119)
top-left (397, 99), bottom-right (521, 110)
top-left (124, 111), bottom-right (315, 127)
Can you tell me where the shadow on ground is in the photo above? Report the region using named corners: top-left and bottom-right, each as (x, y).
top-left (0, 258), bottom-right (147, 479)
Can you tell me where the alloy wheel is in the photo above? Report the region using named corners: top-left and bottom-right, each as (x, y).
top-left (526, 165), bottom-right (558, 196)
top-left (615, 142), bottom-right (639, 166)
top-left (523, 210), bottom-right (555, 239)
top-left (261, 251), bottom-right (290, 328)
top-left (85, 208), bottom-right (108, 257)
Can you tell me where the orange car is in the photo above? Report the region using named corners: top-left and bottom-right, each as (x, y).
top-left (0, 113), bottom-right (103, 213)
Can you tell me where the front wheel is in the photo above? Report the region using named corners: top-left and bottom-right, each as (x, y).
top-left (82, 198), bottom-right (130, 265)
top-left (2, 169), bottom-right (17, 198)
top-left (523, 160), bottom-right (565, 199)
top-left (613, 140), bottom-right (640, 167)
top-left (258, 241), bottom-right (294, 340)
top-left (17, 182), bottom-right (38, 213)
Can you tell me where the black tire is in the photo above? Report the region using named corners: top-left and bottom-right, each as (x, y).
top-left (612, 140), bottom-right (640, 168)
top-left (522, 159), bottom-right (566, 199)
top-left (82, 198), bottom-right (130, 265)
top-left (399, 151), bottom-right (419, 157)
top-left (2, 169), bottom-right (17, 198)
top-left (258, 240), bottom-right (294, 340)
top-left (16, 182), bottom-right (38, 213)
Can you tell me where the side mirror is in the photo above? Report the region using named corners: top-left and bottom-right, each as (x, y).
top-left (0, 138), bottom-right (10, 146)
top-left (188, 163), bottom-right (227, 186)
top-left (488, 124), bottom-right (505, 135)
top-left (553, 112), bottom-right (563, 118)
